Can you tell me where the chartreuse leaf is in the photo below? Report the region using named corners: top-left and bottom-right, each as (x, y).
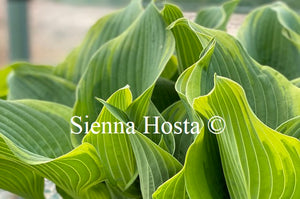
top-left (184, 125), bottom-right (229, 199)
top-left (193, 76), bottom-right (300, 199)
top-left (152, 169), bottom-right (187, 199)
top-left (162, 4), bottom-right (202, 73)
top-left (153, 121), bottom-right (228, 199)
top-left (127, 85), bottom-right (175, 154)
top-left (128, 132), bottom-right (182, 199)
top-left (0, 66), bottom-right (12, 99)
top-left (6, 63), bottom-right (76, 107)
top-left (195, 0), bottom-right (239, 30)
top-left (73, 2), bottom-right (175, 144)
top-left (168, 16), bottom-right (300, 129)
top-left (83, 86), bottom-right (137, 192)
top-left (237, 2), bottom-right (300, 80)
top-left (276, 116), bottom-right (300, 139)
top-left (160, 56), bottom-right (178, 81)
top-left (92, 86), bottom-right (182, 199)
top-left (292, 78), bottom-right (300, 87)
top-left (0, 138), bottom-right (44, 199)
top-left (55, 0), bottom-right (143, 83)
top-left (0, 100), bottom-right (106, 198)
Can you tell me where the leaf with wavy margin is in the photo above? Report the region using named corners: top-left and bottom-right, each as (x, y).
top-left (193, 76), bottom-right (300, 198)
top-left (0, 100), bottom-right (106, 198)
top-left (54, 0), bottom-right (143, 83)
top-left (73, 3), bottom-right (175, 145)
top-left (237, 2), bottom-right (300, 80)
top-left (168, 16), bottom-right (300, 129)
top-left (195, 0), bottom-right (239, 30)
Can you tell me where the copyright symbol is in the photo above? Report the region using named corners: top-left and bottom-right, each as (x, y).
top-left (208, 116), bottom-right (226, 134)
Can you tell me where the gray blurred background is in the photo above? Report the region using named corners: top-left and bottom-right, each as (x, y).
top-left (0, 0), bottom-right (299, 68)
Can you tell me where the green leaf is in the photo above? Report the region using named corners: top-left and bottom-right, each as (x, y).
top-left (276, 116), bottom-right (300, 139)
top-left (0, 100), bottom-right (105, 198)
top-left (73, 3), bottom-right (175, 144)
top-left (171, 17), bottom-right (300, 129)
top-left (153, 121), bottom-right (229, 199)
top-left (54, 0), bottom-right (143, 83)
top-left (160, 56), bottom-right (178, 81)
top-left (184, 126), bottom-right (229, 199)
top-left (7, 63), bottom-right (76, 107)
top-left (0, 139), bottom-right (44, 199)
top-left (237, 2), bottom-right (300, 80)
top-left (85, 85), bottom-right (181, 199)
top-left (128, 132), bottom-right (182, 199)
top-left (193, 76), bottom-right (300, 198)
top-left (0, 66), bottom-right (13, 98)
top-left (292, 78), bottom-right (300, 87)
top-left (83, 86), bottom-right (137, 191)
top-left (152, 169), bottom-right (187, 199)
top-left (163, 4), bottom-right (203, 73)
top-left (161, 101), bottom-right (193, 164)
top-left (195, 0), bottom-right (239, 30)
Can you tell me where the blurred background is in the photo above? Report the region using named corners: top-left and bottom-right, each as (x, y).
top-left (0, 0), bottom-right (299, 68)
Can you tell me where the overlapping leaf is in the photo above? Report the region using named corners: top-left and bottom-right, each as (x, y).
top-left (237, 2), bottom-right (300, 80)
top-left (277, 116), bottom-right (300, 139)
top-left (7, 63), bottom-right (76, 107)
top-left (166, 14), bottom-right (300, 129)
top-left (292, 78), bottom-right (300, 87)
top-left (73, 3), bottom-right (175, 144)
top-left (92, 86), bottom-right (182, 199)
top-left (195, 0), bottom-right (239, 30)
top-left (54, 0), bottom-right (143, 83)
top-left (83, 86), bottom-right (137, 192)
top-left (0, 100), bottom-right (106, 198)
top-left (162, 4), bottom-right (202, 73)
top-left (161, 101), bottom-right (192, 163)
top-left (193, 76), bottom-right (300, 198)
top-left (0, 139), bottom-right (44, 199)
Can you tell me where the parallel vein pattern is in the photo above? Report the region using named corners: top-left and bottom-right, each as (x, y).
top-left (193, 76), bottom-right (300, 199)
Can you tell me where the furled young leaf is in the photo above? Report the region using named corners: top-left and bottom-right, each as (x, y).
top-left (193, 76), bottom-right (300, 199)
top-left (162, 4), bottom-right (202, 73)
top-left (127, 85), bottom-right (176, 153)
top-left (169, 16), bottom-right (300, 129)
top-left (0, 100), bottom-right (105, 198)
top-left (7, 63), bottom-right (76, 107)
top-left (128, 132), bottom-right (182, 199)
top-left (237, 2), bottom-right (300, 80)
top-left (73, 2), bottom-right (175, 144)
top-left (195, 0), bottom-right (239, 30)
top-left (83, 86), bottom-right (137, 192)
top-left (84, 87), bottom-right (181, 199)
top-left (92, 86), bottom-right (182, 199)
top-left (276, 116), bottom-right (300, 139)
top-left (54, 0), bottom-right (143, 83)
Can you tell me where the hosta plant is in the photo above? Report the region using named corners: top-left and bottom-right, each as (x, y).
top-left (0, 0), bottom-right (299, 198)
